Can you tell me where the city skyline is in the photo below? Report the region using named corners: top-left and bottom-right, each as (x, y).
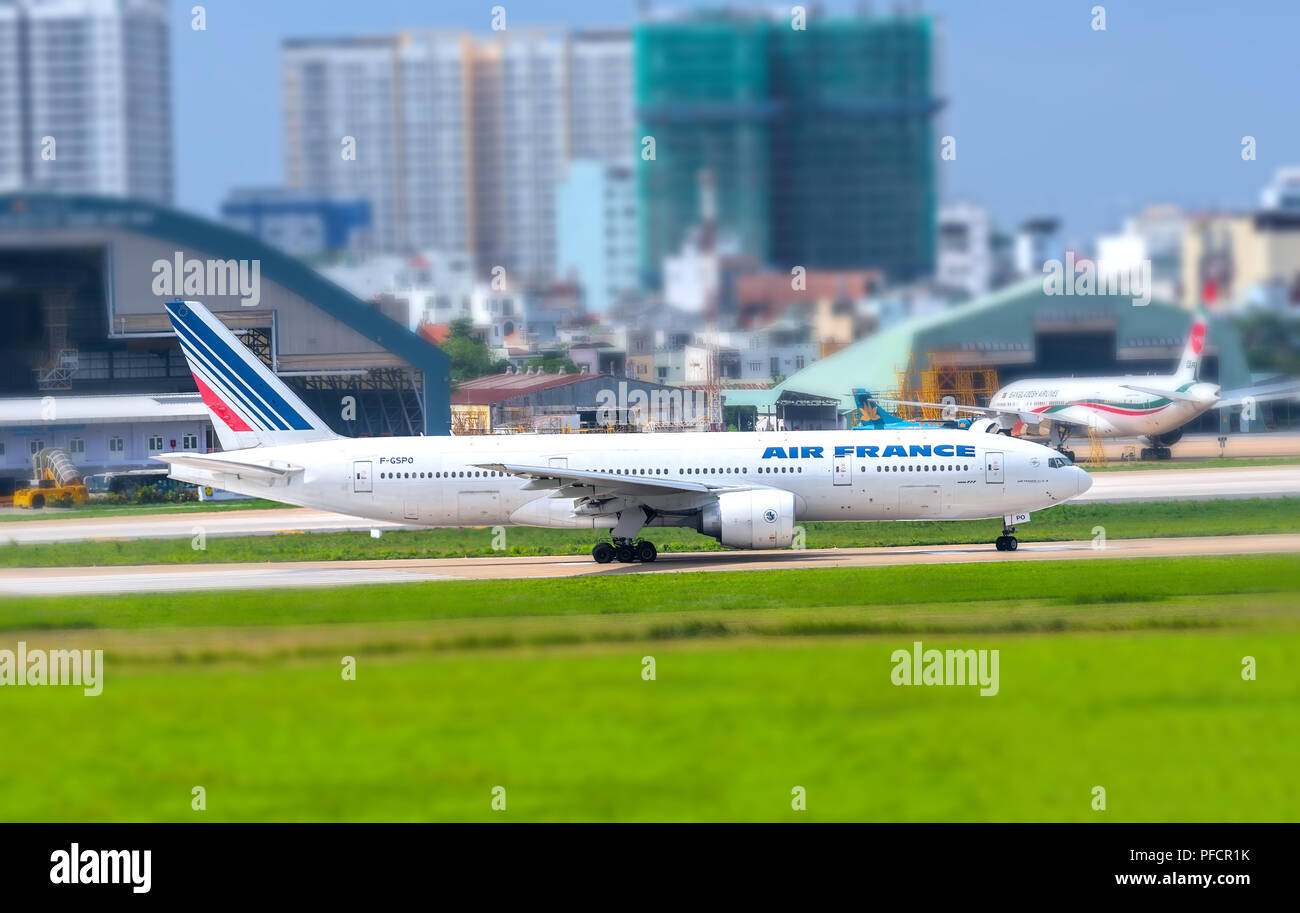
top-left (169, 0), bottom-right (1300, 246)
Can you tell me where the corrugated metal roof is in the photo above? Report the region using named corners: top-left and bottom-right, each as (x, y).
top-left (720, 389), bottom-right (781, 409)
top-left (0, 394), bottom-right (208, 426)
top-left (451, 372), bottom-right (591, 405)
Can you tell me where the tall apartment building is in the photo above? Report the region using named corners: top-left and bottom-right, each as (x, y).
top-left (636, 11), bottom-right (940, 286)
top-left (0, 0), bottom-right (172, 203)
top-left (556, 160), bottom-right (638, 312)
top-left (497, 27), bottom-right (569, 281)
top-left (569, 29), bottom-right (635, 164)
top-left (397, 31), bottom-right (475, 263)
top-left (283, 36), bottom-right (404, 252)
top-left (282, 27), bottom-right (632, 281)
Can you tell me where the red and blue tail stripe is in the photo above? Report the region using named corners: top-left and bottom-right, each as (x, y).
top-left (165, 301), bottom-right (314, 433)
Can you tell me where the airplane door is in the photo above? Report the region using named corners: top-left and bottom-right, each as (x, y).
top-left (353, 461), bottom-right (372, 493)
top-left (985, 451), bottom-right (1004, 484)
top-left (833, 456), bottom-right (852, 486)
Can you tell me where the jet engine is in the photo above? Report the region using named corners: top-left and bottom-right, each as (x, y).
top-left (968, 418), bottom-right (1005, 434)
top-left (1148, 428), bottom-right (1184, 447)
top-left (699, 489), bottom-right (796, 549)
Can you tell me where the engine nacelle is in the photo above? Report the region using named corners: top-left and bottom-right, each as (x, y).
top-left (699, 489), bottom-right (796, 549)
top-left (1149, 428), bottom-right (1184, 447)
top-left (968, 418), bottom-right (1004, 434)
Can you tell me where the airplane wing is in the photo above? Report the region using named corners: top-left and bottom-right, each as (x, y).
top-left (474, 462), bottom-right (725, 500)
top-left (154, 453), bottom-right (304, 483)
top-left (875, 398), bottom-right (1085, 428)
top-left (1119, 383), bottom-right (1200, 403)
top-left (1217, 379), bottom-right (1300, 409)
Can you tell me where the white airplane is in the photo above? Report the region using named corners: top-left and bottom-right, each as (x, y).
top-left (883, 316), bottom-right (1299, 461)
top-left (155, 301), bottom-right (1093, 559)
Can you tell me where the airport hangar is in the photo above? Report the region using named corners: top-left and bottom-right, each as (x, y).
top-left (742, 279), bottom-right (1260, 431)
top-left (0, 193), bottom-right (450, 487)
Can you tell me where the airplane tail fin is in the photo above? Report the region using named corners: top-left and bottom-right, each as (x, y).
top-left (164, 300), bottom-right (339, 451)
top-left (851, 388), bottom-right (907, 428)
top-left (1174, 316), bottom-right (1207, 383)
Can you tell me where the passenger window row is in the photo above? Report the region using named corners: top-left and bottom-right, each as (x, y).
top-left (870, 464), bottom-right (970, 473)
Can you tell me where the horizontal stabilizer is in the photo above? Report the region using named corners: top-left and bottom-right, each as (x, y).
top-left (1119, 383), bottom-right (1198, 403)
top-left (154, 453), bottom-right (304, 484)
top-left (1218, 379), bottom-right (1300, 409)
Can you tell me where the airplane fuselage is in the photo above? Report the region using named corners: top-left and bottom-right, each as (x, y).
top-left (991, 377), bottom-right (1220, 437)
top-left (170, 428), bottom-right (1091, 531)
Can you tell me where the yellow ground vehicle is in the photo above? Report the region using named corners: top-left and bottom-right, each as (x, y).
top-left (13, 448), bottom-right (89, 509)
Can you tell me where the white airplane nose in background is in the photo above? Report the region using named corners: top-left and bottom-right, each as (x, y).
top-left (1076, 467), bottom-right (1093, 496)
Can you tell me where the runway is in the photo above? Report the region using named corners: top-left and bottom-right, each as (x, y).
top-left (2, 533), bottom-right (1296, 596)
top-left (0, 505), bottom-right (405, 545)
top-left (1076, 465), bottom-right (1300, 502)
top-left (1, 464), bottom-right (1297, 545)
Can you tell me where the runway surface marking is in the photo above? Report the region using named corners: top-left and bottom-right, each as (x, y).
top-left (1, 465), bottom-right (1297, 545)
top-left (2, 534), bottom-right (1296, 596)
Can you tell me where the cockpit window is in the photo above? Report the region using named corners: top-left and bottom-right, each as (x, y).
top-left (1048, 456), bottom-right (1072, 468)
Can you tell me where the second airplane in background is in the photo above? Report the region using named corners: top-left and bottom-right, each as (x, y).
top-left (880, 317), bottom-right (1299, 460)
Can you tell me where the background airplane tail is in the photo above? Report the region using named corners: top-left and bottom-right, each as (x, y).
top-left (164, 300), bottom-right (339, 451)
top-left (1174, 316), bottom-right (1207, 383)
top-left (852, 388), bottom-right (909, 428)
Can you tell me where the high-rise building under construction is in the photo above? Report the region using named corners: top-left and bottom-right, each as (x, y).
top-left (636, 10), bottom-right (940, 286)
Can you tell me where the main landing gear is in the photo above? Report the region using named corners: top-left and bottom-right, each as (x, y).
top-left (1139, 446), bottom-right (1172, 461)
top-left (995, 524), bottom-right (1019, 552)
top-left (592, 538), bottom-right (657, 564)
top-left (1056, 448), bottom-right (1077, 464)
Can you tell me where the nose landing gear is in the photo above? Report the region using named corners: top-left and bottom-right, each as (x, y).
top-left (592, 538), bottom-right (658, 563)
top-left (994, 523), bottom-right (1019, 552)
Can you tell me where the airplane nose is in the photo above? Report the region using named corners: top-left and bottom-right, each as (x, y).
top-left (1075, 467), bottom-right (1093, 496)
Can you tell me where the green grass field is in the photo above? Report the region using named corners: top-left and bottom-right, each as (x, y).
top-left (1, 555), bottom-right (1297, 822)
top-left (3, 497), bottom-right (1297, 567)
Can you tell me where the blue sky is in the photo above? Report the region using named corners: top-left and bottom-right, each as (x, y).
top-left (171, 0), bottom-right (1299, 245)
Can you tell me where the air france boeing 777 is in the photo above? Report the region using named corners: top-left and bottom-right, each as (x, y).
top-left (156, 301), bottom-right (1093, 560)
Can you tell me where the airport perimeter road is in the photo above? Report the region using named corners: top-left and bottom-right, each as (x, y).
top-left (1107, 431), bottom-right (1300, 460)
top-left (1075, 465), bottom-right (1300, 503)
top-left (2, 533), bottom-right (1297, 596)
top-left (0, 508), bottom-right (409, 545)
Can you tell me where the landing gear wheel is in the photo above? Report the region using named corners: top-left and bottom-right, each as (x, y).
top-left (1061, 450), bottom-right (1076, 464)
top-left (615, 544), bottom-right (636, 563)
top-left (1140, 447), bottom-right (1154, 461)
top-left (592, 542), bottom-right (614, 564)
top-left (995, 525), bottom-right (1019, 552)
top-left (635, 540), bottom-right (657, 563)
